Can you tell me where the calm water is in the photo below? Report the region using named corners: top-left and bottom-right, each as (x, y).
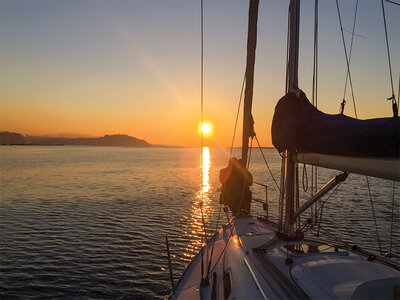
top-left (0, 146), bottom-right (398, 299)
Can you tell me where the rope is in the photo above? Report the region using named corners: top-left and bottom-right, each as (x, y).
top-left (200, 201), bottom-right (208, 244)
top-left (389, 181), bottom-right (395, 254)
top-left (254, 135), bottom-right (281, 193)
top-left (213, 139), bottom-right (255, 275)
top-left (312, 0), bottom-right (318, 108)
top-left (335, 0), bottom-right (358, 119)
top-left (237, 137), bottom-right (254, 216)
top-left (247, 137), bottom-right (253, 170)
top-left (341, 0), bottom-right (358, 112)
top-left (343, 28), bottom-right (365, 38)
top-left (302, 163), bottom-right (308, 192)
top-left (380, 0), bottom-right (398, 114)
top-left (295, 163), bottom-right (300, 229)
top-left (211, 140), bottom-right (255, 275)
top-left (200, 0), bottom-right (204, 150)
top-left (311, 0), bottom-right (319, 224)
top-left (385, 0), bottom-right (400, 5)
top-left (230, 74), bottom-right (246, 158)
top-left (300, 182), bottom-right (342, 233)
top-left (278, 154), bottom-right (286, 230)
top-left (285, 6), bottom-right (290, 94)
top-left (310, 0), bottom-right (319, 212)
top-left (200, 239), bottom-right (205, 280)
top-left (316, 200), bottom-right (324, 236)
top-left (207, 204), bottom-right (222, 275)
top-left (310, 226), bottom-right (352, 249)
top-left (366, 176), bottom-right (383, 255)
top-left (211, 219), bottom-right (235, 274)
top-left (199, 0), bottom-right (206, 283)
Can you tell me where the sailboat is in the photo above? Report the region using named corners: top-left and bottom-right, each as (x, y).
top-left (169, 0), bottom-right (400, 298)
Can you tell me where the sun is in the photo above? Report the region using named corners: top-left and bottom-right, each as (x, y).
top-left (201, 123), bottom-right (211, 134)
top-left (198, 121), bottom-right (213, 137)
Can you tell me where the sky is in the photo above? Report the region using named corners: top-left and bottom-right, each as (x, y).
top-left (1, 0), bottom-right (399, 147)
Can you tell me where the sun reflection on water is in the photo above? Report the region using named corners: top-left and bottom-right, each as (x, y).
top-left (201, 146), bottom-right (210, 194)
top-left (181, 147), bottom-right (214, 261)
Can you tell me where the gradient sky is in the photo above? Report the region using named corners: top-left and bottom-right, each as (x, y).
top-left (1, 0), bottom-right (399, 147)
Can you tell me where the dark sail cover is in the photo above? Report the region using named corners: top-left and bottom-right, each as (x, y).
top-left (271, 91), bottom-right (400, 157)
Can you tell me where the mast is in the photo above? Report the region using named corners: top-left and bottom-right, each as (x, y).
top-left (284, 0), bottom-right (300, 235)
top-left (286, 0), bottom-right (300, 93)
top-left (241, 0), bottom-right (259, 167)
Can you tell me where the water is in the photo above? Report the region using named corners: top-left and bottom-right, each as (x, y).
top-left (0, 146), bottom-right (398, 299)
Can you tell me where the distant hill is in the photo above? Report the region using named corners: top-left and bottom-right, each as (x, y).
top-left (73, 134), bottom-right (150, 147)
top-left (0, 132), bottom-right (150, 147)
top-left (41, 133), bottom-right (96, 138)
top-left (0, 131), bottom-right (25, 145)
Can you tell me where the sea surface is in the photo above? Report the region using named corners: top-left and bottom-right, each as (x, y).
top-left (0, 146), bottom-right (399, 299)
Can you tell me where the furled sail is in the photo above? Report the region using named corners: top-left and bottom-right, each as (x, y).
top-left (272, 91), bottom-right (399, 158)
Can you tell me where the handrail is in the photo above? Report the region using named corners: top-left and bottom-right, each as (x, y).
top-left (253, 181), bottom-right (268, 188)
top-left (252, 182), bottom-right (268, 219)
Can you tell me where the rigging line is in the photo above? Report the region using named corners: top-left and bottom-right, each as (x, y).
top-left (381, 0), bottom-right (397, 106)
top-left (216, 140), bottom-right (256, 276)
top-left (200, 0), bottom-right (204, 135)
top-left (366, 176), bottom-right (383, 255)
top-left (310, 226), bottom-right (352, 249)
top-left (278, 154), bottom-right (286, 231)
top-left (335, 0), bottom-right (358, 119)
top-left (342, 28), bottom-right (365, 39)
top-left (295, 163), bottom-right (300, 229)
top-left (314, 166), bottom-right (318, 218)
top-left (207, 204), bottom-right (222, 276)
top-left (385, 0), bottom-right (400, 6)
top-left (300, 182), bottom-right (343, 232)
top-left (285, 5), bottom-right (290, 94)
top-left (316, 200), bottom-right (324, 236)
top-left (200, 237), bottom-right (205, 280)
top-left (310, 165), bottom-right (316, 197)
top-left (216, 220), bottom-right (235, 274)
top-left (199, 0), bottom-right (207, 283)
top-left (254, 135), bottom-right (281, 193)
top-left (312, 0), bottom-right (319, 223)
top-left (230, 74), bottom-right (246, 158)
top-left (312, 0), bottom-right (318, 107)
top-left (342, 0), bottom-right (359, 104)
top-left (200, 201), bottom-right (208, 244)
top-left (389, 181), bottom-right (395, 254)
top-left (247, 136), bottom-right (254, 170)
top-left (237, 137), bottom-right (254, 217)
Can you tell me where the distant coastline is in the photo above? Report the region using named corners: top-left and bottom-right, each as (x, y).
top-left (0, 131), bottom-right (276, 149)
top-left (0, 131), bottom-right (150, 147)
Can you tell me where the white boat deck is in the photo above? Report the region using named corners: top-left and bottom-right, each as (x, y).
top-left (172, 217), bottom-right (400, 299)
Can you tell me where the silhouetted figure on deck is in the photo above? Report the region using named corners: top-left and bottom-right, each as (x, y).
top-left (219, 157), bottom-right (253, 217)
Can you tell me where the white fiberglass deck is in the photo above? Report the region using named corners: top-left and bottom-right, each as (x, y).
top-left (172, 217), bottom-right (400, 299)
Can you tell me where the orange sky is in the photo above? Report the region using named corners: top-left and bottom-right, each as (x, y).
top-left (1, 0), bottom-right (398, 147)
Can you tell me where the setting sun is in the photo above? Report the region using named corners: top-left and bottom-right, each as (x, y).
top-left (201, 123), bottom-right (211, 134)
top-left (198, 121), bottom-right (213, 138)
